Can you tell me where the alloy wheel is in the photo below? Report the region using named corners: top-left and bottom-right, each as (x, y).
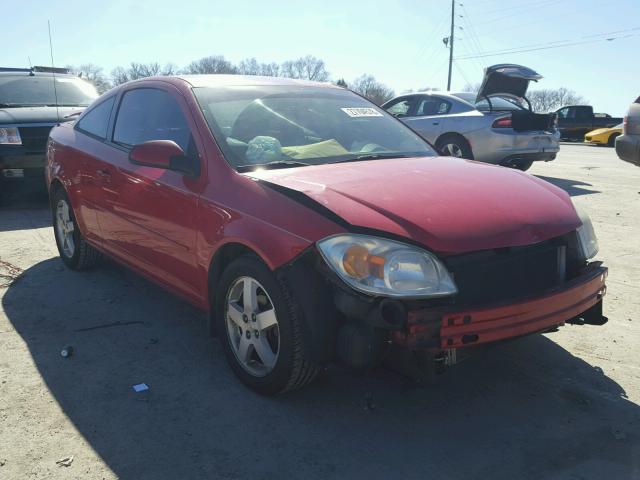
top-left (441, 143), bottom-right (464, 157)
top-left (225, 276), bottom-right (280, 377)
top-left (55, 199), bottom-right (75, 258)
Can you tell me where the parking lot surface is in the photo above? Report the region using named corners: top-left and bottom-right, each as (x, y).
top-left (0, 144), bottom-right (638, 479)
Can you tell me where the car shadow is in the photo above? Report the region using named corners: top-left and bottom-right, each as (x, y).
top-left (3, 258), bottom-right (639, 479)
top-left (0, 178), bottom-right (51, 231)
top-left (535, 175), bottom-right (601, 197)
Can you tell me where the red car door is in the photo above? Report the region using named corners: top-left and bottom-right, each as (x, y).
top-left (95, 85), bottom-right (207, 304)
top-left (67, 95), bottom-right (117, 243)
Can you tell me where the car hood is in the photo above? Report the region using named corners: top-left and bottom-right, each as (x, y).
top-left (246, 157), bottom-right (581, 255)
top-left (476, 64), bottom-right (542, 102)
top-left (587, 127), bottom-right (619, 136)
top-left (0, 106), bottom-right (85, 124)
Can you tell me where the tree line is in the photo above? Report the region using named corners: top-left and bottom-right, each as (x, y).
top-left (462, 83), bottom-right (586, 112)
top-left (66, 55), bottom-right (397, 105)
top-left (66, 55), bottom-right (587, 111)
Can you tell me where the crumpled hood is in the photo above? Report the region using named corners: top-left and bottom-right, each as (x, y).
top-left (0, 106), bottom-right (84, 124)
top-left (247, 157), bottom-right (581, 255)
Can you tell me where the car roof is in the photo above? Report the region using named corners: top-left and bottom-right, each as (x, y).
top-left (0, 71), bottom-right (79, 79)
top-left (170, 74), bottom-right (342, 89)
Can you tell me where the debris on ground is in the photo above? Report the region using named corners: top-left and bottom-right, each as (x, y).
top-left (611, 428), bottom-right (627, 440)
top-left (60, 346), bottom-right (73, 358)
top-left (0, 260), bottom-right (23, 288)
top-left (133, 383), bottom-right (149, 393)
top-left (55, 456), bottom-right (74, 467)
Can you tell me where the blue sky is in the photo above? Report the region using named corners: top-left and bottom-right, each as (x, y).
top-left (3, 0), bottom-right (639, 115)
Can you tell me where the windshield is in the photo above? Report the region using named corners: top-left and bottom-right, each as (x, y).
top-left (0, 75), bottom-right (98, 107)
top-left (453, 92), bottom-right (526, 112)
top-left (193, 85), bottom-right (436, 171)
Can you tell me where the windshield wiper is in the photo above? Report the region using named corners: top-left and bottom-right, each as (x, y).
top-left (237, 160), bottom-right (311, 173)
top-left (330, 153), bottom-right (413, 164)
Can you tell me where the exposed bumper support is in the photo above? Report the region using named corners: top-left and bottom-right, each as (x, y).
top-left (400, 265), bottom-right (607, 350)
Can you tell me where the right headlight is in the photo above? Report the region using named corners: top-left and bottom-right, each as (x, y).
top-left (317, 234), bottom-right (458, 299)
top-left (575, 205), bottom-right (599, 259)
top-left (0, 127), bottom-right (21, 145)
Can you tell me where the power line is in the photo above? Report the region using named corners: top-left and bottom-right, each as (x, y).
top-left (455, 33), bottom-right (637, 60)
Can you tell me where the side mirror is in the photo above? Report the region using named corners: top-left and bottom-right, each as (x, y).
top-left (129, 140), bottom-right (199, 177)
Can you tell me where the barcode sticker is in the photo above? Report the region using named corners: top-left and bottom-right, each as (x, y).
top-left (341, 107), bottom-right (384, 118)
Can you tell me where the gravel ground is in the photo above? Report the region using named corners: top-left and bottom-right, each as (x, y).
top-left (0, 144), bottom-right (638, 479)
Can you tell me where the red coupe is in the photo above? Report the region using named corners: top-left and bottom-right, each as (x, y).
top-left (46, 75), bottom-right (607, 394)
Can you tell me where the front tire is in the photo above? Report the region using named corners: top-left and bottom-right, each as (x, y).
top-left (215, 255), bottom-right (320, 394)
top-left (51, 187), bottom-right (101, 270)
top-left (608, 133), bottom-right (620, 147)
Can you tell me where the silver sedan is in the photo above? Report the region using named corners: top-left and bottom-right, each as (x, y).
top-left (382, 64), bottom-right (560, 171)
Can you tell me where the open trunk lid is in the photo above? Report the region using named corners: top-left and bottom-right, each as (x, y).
top-left (476, 64), bottom-right (542, 103)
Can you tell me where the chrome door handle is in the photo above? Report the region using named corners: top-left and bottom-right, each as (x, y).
top-left (96, 169), bottom-right (111, 178)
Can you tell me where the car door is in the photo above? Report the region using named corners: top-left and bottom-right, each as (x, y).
top-left (96, 85), bottom-right (206, 302)
top-left (401, 95), bottom-right (450, 143)
top-left (70, 95), bottom-right (117, 243)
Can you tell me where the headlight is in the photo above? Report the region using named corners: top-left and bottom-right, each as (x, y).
top-left (0, 127), bottom-right (21, 145)
top-left (575, 206), bottom-right (599, 259)
top-left (317, 234), bottom-right (457, 298)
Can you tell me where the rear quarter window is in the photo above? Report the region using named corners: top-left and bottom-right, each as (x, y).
top-left (76, 97), bottom-right (115, 139)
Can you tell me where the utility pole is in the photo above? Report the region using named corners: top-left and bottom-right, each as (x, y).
top-left (447, 0), bottom-right (455, 91)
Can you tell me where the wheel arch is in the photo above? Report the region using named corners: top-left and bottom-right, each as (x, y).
top-left (206, 241), bottom-right (268, 334)
top-left (435, 132), bottom-right (474, 159)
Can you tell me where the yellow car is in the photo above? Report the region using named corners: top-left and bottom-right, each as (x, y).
top-left (584, 123), bottom-right (623, 146)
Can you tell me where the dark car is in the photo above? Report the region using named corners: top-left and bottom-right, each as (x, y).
top-left (555, 105), bottom-right (623, 140)
top-left (0, 66), bottom-right (98, 181)
top-left (46, 74), bottom-right (607, 394)
top-left (615, 96), bottom-right (640, 166)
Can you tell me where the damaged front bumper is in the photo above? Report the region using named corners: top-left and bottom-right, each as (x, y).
top-left (396, 264), bottom-right (608, 351)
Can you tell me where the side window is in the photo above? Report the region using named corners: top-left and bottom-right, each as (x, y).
top-left (113, 88), bottom-right (192, 151)
top-left (416, 97), bottom-right (451, 116)
top-left (557, 107), bottom-right (574, 119)
top-left (76, 97), bottom-right (115, 139)
top-left (386, 98), bottom-right (413, 117)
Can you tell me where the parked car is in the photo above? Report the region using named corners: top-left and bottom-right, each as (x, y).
top-left (615, 96), bottom-right (640, 167)
top-left (584, 123), bottom-right (623, 146)
top-left (0, 66), bottom-right (97, 181)
top-left (556, 105), bottom-right (623, 141)
top-left (47, 75), bottom-right (608, 394)
top-left (382, 64), bottom-right (559, 171)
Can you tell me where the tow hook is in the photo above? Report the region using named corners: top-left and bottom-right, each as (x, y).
top-left (434, 349), bottom-right (458, 373)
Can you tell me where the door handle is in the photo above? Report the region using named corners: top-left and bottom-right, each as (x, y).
top-left (432, 122), bottom-right (440, 125)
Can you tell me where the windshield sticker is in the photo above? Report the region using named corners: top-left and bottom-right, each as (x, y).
top-left (341, 107), bottom-right (383, 118)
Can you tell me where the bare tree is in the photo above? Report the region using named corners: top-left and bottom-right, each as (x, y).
top-left (350, 74), bottom-right (395, 105)
top-left (184, 55), bottom-right (237, 75)
top-left (280, 55), bottom-right (329, 81)
top-left (66, 63), bottom-right (111, 93)
top-left (528, 88), bottom-right (587, 112)
top-left (237, 58), bottom-right (261, 75)
top-left (237, 58), bottom-right (281, 77)
top-left (110, 62), bottom-right (176, 85)
top-left (335, 78), bottom-right (348, 88)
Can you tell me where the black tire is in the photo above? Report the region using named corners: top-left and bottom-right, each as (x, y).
top-left (514, 159), bottom-right (534, 171)
top-left (215, 255), bottom-right (320, 395)
top-left (51, 186), bottom-right (102, 270)
top-left (607, 133), bottom-right (620, 147)
top-left (436, 134), bottom-right (474, 159)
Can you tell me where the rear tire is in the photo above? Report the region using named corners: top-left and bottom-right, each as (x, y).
top-left (608, 133), bottom-right (620, 147)
top-left (436, 134), bottom-right (474, 159)
top-left (215, 255), bottom-right (320, 394)
top-left (51, 186), bottom-right (102, 270)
